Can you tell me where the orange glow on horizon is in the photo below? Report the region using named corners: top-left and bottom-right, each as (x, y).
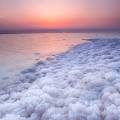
top-left (23, 15), bottom-right (117, 29)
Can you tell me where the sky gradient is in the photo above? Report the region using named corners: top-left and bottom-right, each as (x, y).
top-left (0, 0), bottom-right (120, 31)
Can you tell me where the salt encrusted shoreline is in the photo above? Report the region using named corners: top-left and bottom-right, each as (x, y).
top-left (0, 38), bottom-right (120, 120)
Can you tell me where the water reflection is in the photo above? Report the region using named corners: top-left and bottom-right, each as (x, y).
top-left (0, 33), bottom-right (86, 78)
top-left (0, 33), bottom-right (85, 56)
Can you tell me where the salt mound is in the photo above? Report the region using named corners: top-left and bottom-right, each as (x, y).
top-left (0, 39), bottom-right (120, 120)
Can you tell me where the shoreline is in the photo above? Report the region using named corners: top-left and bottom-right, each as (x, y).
top-left (0, 38), bottom-right (120, 119)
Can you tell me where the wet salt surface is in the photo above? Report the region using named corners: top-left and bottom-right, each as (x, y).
top-left (0, 37), bottom-right (120, 120)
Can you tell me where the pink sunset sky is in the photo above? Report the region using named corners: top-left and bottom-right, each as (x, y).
top-left (0, 0), bottom-right (120, 31)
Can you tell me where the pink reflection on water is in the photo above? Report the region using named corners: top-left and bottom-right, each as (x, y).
top-left (0, 33), bottom-right (87, 78)
top-left (0, 33), bottom-right (86, 57)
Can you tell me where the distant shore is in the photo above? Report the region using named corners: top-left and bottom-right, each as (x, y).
top-left (0, 29), bottom-right (120, 34)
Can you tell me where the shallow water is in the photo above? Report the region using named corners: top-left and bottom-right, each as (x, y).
top-left (0, 32), bottom-right (120, 79)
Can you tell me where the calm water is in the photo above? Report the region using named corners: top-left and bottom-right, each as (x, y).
top-left (0, 33), bottom-right (120, 79)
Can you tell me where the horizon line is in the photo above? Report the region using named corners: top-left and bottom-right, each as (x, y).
top-left (0, 28), bottom-right (120, 34)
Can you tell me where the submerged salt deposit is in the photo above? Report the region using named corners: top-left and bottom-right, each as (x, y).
top-left (0, 38), bottom-right (120, 120)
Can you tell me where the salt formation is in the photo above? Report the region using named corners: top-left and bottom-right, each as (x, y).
top-left (0, 39), bottom-right (120, 120)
